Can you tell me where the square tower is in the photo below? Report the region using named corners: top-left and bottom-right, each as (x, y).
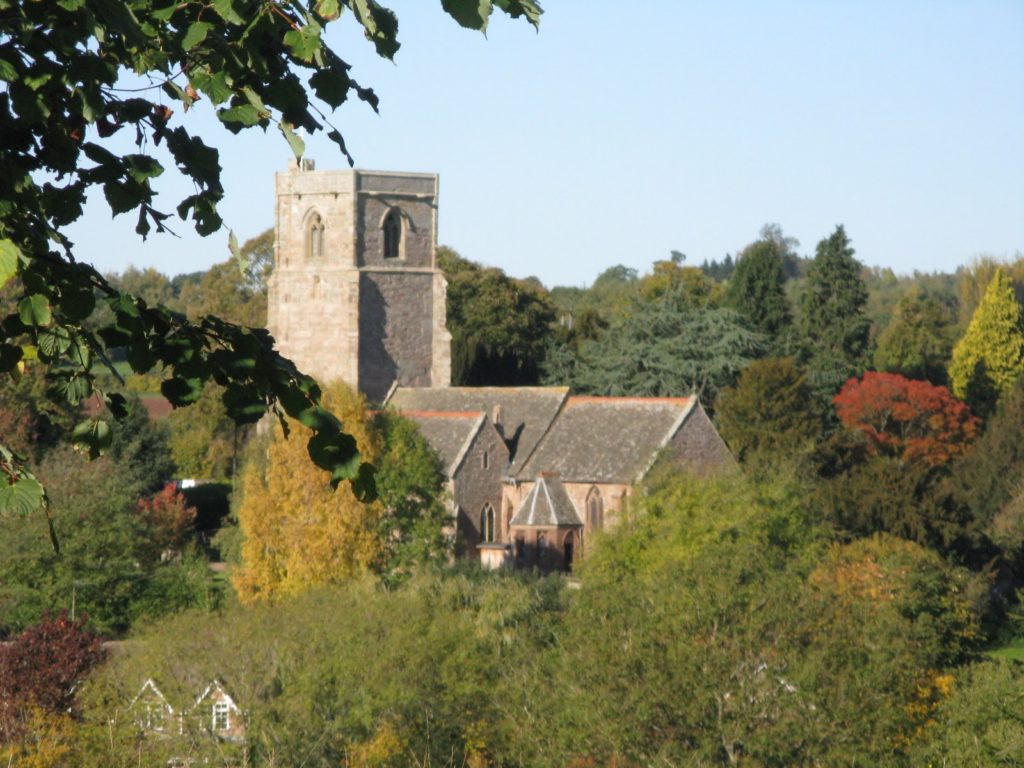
top-left (267, 163), bottom-right (452, 402)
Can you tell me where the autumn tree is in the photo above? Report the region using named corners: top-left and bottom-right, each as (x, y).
top-left (0, 0), bottom-right (542, 522)
top-left (799, 225), bottom-right (871, 398)
top-left (833, 372), bottom-right (980, 467)
top-left (873, 286), bottom-right (956, 385)
top-left (715, 357), bottom-right (822, 463)
top-left (166, 381), bottom-right (242, 480)
top-left (949, 268), bottom-right (1024, 417)
top-left (0, 611), bottom-right (106, 749)
top-left (135, 484), bottom-right (197, 556)
top-left (233, 382), bottom-right (452, 600)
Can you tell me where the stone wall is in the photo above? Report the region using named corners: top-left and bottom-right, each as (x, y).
top-left (452, 421), bottom-right (508, 557)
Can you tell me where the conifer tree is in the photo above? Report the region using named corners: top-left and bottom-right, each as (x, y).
top-left (725, 239), bottom-right (792, 344)
top-left (948, 269), bottom-right (1024, 417)
top-left (874, 287), bottom-right (954, 385)
top-left (799, 225), bottom-right (870, 397)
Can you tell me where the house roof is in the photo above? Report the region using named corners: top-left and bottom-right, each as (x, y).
top-left (83, 393), bottom-right (173, 420)
top-left (510, 473), bottom-right (583, 528)
top-left (385, 386), bottom-right (569, 473)
top-left (400, 411), bottom-right (487, 476)
top-left (516, 396), bottom-right (695, 483)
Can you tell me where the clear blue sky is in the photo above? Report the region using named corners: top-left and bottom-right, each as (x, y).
top-left (69, 1), bottom-right (1024, 288)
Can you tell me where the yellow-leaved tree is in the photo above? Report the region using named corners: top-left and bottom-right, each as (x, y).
top-left (948, 268), bottom-right (1024, 417)
top-left (233, 383), bottom-right (384, 603)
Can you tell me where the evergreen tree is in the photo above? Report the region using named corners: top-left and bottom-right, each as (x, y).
top-left (948, 268), bottom-right (1024, 417)
top-left (725, 239), bottom-right (793, 344)
top-left (715, 357), bottom-right (822, 463)
top-left (874, 287), bottom-right (955, 385)
top-left (799, 225), bottom-right (870, 398)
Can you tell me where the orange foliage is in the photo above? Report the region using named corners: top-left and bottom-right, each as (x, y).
top-left (834, 372), bottom-right (980, 466)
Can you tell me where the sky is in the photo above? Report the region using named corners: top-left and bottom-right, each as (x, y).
top-left (68, 1), bottom-right (1024, 288)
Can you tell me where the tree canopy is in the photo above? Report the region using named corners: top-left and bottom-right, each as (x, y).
top-left (0, 0), bottom-right (542, 527)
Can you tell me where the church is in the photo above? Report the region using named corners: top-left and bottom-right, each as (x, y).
top-left (267, 162), bottom-right (734, 572)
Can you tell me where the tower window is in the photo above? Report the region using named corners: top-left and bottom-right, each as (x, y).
top-left (383, 208), bottom-right (401, 259)
top-left (307, 212), bottom-right (325, 261)
top-left (481, 450), bottom-right (489, 470)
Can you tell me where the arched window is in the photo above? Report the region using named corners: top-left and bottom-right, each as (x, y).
top-left (480, 503), bottom-right (495, 543)
top-left (538, 532), bottom-right (548, 551)
top-left (307, 212), bottom-right (325, 260)
top-left (586, 486), bottom-right (604, 532)
top-left (382, 208), bottom-right (401, 259)
top-left (563, 532), bottom-right (576, 572)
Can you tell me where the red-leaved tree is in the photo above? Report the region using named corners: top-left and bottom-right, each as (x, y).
top-left (834, 372), bottom-right (980, 466)
top-left (136, 483), bottom-right (197, 555)
top-left (0, 611), bottom-right (106, 740)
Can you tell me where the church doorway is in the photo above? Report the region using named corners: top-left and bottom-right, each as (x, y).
top-left (563, 532), bottom-right (575, 572)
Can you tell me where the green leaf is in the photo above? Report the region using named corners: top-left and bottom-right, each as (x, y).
top-left (284, 24), bottom-right (324, 63)
top-left (61, 287), bottom-right (96, 322)
top-left (183, 21), bottom-right (212, 50)
top-left (104, 181), bottom-right (140, 214)
top-left (0, 476), bottom-right (44, 518)
top-left (18, 294), bottom-right (52, 327)
top-left (278, 121), bottom-right (305, 160)
top-left (50, 373), bottom-right (92, 405)
top-left (211, 0), bottom-right (245, 24)
top-left (218, 103), bottom-right (262, 128)
top-left (315, 0), bottom-right (341, 20)
top-left (71, 418), bottom-right (112, 460)
top-left (190, 67), bottom-right (232, 105)
top-left (0, 239), bottom-right (20, 289)
top-left (310, 67), bottom-right (350, 109)
top-left (350, 0), bottom-right (400, 59)
top-left (37, 326), bottom-right (72, 360)
top-left (0, 57), bottom-right (17, 82)
top-left (441, 0), bottom-right (492, 31)
top-left (162, 375), bottom-right (203, 406)
top-left (105, 392), bottom-right (128, 419)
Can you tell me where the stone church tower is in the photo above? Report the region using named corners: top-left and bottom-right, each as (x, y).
top-left (267, 163), bottom-right (452, 403)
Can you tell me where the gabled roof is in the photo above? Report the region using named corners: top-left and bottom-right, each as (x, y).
top-left (510, 473), bottom-right (583, 528)
top-left (516, 396), bottom-right (696, 483)
top-left (399, 411), bottom-right (487, 476)
top-left (193, 680), bottom-right (241, 712)
top-left (130, 678), bottom-right (174, 714)
top-left (385, 386), bottom-right (569, 473)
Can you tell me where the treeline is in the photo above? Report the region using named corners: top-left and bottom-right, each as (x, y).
top-left (5, 223), bottom-right (1024, 765)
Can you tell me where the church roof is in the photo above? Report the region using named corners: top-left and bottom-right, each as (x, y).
top-left (385, 386), bottom-right (569, 473)
top-left (399, 411), bottom-right (487, 476)
top-left (516, 396), bottom-right (696, 484)
top-left (510, 473), bottom-right (583, 528)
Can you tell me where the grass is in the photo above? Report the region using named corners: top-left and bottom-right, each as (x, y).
top-left (987, 636), bottom-right (1024, 661)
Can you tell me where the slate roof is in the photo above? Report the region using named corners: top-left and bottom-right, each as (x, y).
top-left (516, 396), bottom-right (695, 483)
top-left (385, 386), bottom-right (569, 473)
top-left (399, 411), bottom-right (486, 476)
top-left (510, 473), bottom-right (583, 528)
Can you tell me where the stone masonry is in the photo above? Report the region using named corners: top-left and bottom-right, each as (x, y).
top-left (267, 163), bottom-right (451, 402)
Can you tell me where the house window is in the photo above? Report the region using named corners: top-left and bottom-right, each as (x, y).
top-left (480, 503), bottom-right (495, 543)
top-left (586, 486), bottom-right (604, 532)
top-left (515, 536), bottom-right (525, 561)
top-left (383, 208), bottom-right (401, 259)
top-left (213, 702), bottom-right (230, 731)
top-left (307, 212), bottom-right (325, 260)
top-left (538, 532), bottom-right (547, 551)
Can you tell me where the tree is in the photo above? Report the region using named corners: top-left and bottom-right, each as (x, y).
top-left (725, 237), bottom-right (793, 345)
top-left (949, 268), bottom-right (1024, 417)
top-left (833, 372), bottom-right (980, 467)
top-left (799, 225), bottom-right (871, 398)
top-left (166, 381), bottom-right (242, 480)
top-left (439, 248), bottom-right (556, 386)
top-left (0, 611), bottom-right (105, 746)
top-left (715, 357), bottom-right (822, 463)
top-left (911, 660), bottom-right (1024, 767)
top-left (176, 228), bottom-right (273, 327)
top-left (0, 0), bottom-right (542, 523)
top-left (372, 410), bottom-right (451, 578)
top-left (571, 285), bottom-right (763, 403)
top-left (873, 286), bottom-right (955, 385)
